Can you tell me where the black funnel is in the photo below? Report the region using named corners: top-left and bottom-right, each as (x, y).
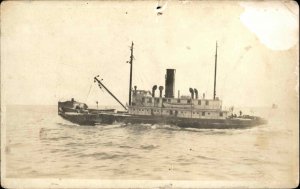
top-left (159, 86), bottom-right (164, 97)
top-left (165, 69), bottom-right (176, 98)
top-left (152, 85), bottom-right (157, 97)
top-left (194, 88), bottom-right (198, 99)
top-left (189, 88), bottom-right (194, 99)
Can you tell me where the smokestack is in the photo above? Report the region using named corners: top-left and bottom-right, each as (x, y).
top-left (152, 85), bottom-right (157, 97)
top-left (203, 93), bottom-right (205, 99)
top-left (165, 69), bottom-right (176, 98)
top-left (194, 88), bottom-right (198, 99)
top-left (189, 88), bottom-right (194, 99)
top-left (159, 86), bottom-right (164, 97)
top-left (178, 90), bottom-right (180, 98)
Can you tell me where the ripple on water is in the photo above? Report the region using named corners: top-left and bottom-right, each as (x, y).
top-left (140, 144), bottom-right (159, 150)
top-left (78, 152), bottom-right (137, 160)
top-left (196, 155), bottom-right (217, 161)
top-left (119, 145), bottom-right (134, 149)
top-left (5, 106), bottom-right (295, 181)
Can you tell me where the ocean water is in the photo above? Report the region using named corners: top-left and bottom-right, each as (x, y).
top-left (4, 105), bottom-right (298, 185)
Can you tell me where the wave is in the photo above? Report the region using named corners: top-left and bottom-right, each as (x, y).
top-left (183, 127), bottom-right (232, 134)
top-left (56, 122), bottom-right (80, 127)
top-left (119, 145), bottom-right (134, 149)
top-left (182, 126), bottom-right (269, 135)
top-left (126, 123), bottom-right (181, 131)
top-left (196, 155), bottom-right (217, 161)
top-left (140, 144), bottom-right (159, 150)
top-left (151, 124), bottom-right (181, 130)
top-left (78, 152), bottom-right (136, 160)
top-left (95, 123), bottom-right (124, 129)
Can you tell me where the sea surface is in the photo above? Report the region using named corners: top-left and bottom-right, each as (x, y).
top-left (3, 105), bottom-right (298, 185)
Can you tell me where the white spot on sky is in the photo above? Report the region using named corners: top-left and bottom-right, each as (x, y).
top-left (240, 1), bottom-right (299, 51)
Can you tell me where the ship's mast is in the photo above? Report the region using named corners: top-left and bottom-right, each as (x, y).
top-left (213, 41), bottom-right (218, 100)
top-left (128, 41), bottom-right (134, 106)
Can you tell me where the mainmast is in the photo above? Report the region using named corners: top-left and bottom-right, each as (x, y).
top-left (128, 41), bottom-right (134, 106)
top-left (213, 41), bottom-right (218, 100)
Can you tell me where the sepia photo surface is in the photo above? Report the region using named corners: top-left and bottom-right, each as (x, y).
top-left (1, 0), bottom-right (299, 188)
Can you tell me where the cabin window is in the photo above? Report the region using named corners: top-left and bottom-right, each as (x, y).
top-left (206, 100), bottom-right (209, 105)
top-left (208, 112), bottom-right (210, 115)
top-left (187, 99), bottom-right (191, 103)
top-left (193, 112), bottom-right (195, 114)
top-left (202, 112), bottom-right (205, 116)
top-left (167, 99), bottom-right (171, 102)
top-left (142, 98), bottom-right (145, 103)
top-left (177, 99), bottom-right (180, 103)
top-left (220, 112), bottom-right (223, 117)
top-left (198, 100), bottom-right (201, 105)
top-left (170, 110), bottom-right (173, 115)
top-left (163, 98), bottom-right (167, 102)
top-left (148, 98), bottom-right (152, 103)
top-left (156, 98), bottom-right (160, 103)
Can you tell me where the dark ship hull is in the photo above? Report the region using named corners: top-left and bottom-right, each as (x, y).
top-left (58, 110), bottom-right (267, 129)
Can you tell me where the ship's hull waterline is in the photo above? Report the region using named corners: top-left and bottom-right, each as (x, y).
top-left (59, 112), bottom-right (267, 129)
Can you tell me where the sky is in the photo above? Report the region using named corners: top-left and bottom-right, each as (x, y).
top-left (1, 0), bottom-right (299, 110)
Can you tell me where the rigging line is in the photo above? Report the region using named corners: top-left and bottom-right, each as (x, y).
top-left (97, 83), bottom-right (105, 93)
top-left (139, 71), bottom-right (145, 85)
top-left (221, 48), bottom-right (250, 93)
top-left (135, 69), bottom-right (143, 86)
top-left (205, 60), bottom-right (212, 95)
top-left (94, 85), bottom-right (107, 106)
top-left (203, 49), bottom-right (214, 93)
top-left (85, 83), bottom-right (93, 102)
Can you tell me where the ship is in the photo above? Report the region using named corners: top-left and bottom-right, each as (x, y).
top-left (58, 42), bottom-right (267, 129)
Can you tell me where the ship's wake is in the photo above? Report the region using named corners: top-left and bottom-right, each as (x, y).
top-left (56, 122), bottom-right (80, 127)
top-left (122, 123), bottom-right (182, 131)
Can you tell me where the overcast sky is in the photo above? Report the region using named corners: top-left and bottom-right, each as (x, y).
top-left (1, 0), bottom-right (299, 109)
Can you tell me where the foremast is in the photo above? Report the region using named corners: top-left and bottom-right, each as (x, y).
top-left (128, 41), bottom-right (134, 106)
top-left (213, 41), bottom-right (218, 100)
top-left (93, 41), bottom-right (134, 111)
